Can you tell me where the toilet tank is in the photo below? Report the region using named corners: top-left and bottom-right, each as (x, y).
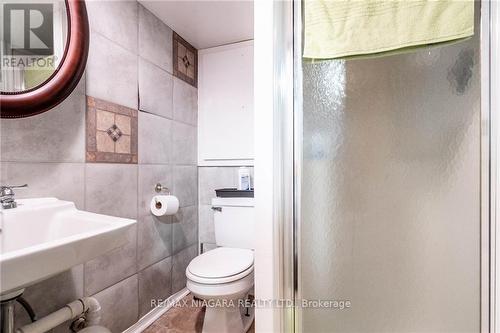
top-left (211, 197), bottom-right (254, 249)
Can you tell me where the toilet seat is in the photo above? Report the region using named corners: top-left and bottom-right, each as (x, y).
top-left (186, 247), bottom-right (254, 284)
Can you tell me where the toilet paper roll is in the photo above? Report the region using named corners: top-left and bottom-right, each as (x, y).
top-left (150, 195), bottom-right (179, 216)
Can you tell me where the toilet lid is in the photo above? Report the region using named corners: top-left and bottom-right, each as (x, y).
top-left (187, 247), bottom-right (254, 279)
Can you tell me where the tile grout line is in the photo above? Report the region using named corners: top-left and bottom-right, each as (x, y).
top-left (0, 160), bottom-right (86, 164)
top-left (170, 163), bottom-right (176, 297)
top-left (139, 53), bottom-right (175, 77)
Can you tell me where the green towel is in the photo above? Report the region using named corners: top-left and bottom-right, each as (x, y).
top-left (304, 0), bottom-right (474, 60)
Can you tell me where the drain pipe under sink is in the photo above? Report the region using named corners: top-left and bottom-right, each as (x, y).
top-left (17, 297), bottom-right (102, 333)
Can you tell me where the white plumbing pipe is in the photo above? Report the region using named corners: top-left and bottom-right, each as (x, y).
top-left (17, 297), bottom-right (102, 333)
top-left (16, 300), bottom-right (84, 333)
top-left (84, 297), bottom-right (101, 326)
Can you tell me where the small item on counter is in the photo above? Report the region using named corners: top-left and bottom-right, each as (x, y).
top-left (237, 167), bottom-right (251, 191)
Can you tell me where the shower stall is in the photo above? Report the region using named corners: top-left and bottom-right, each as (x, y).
top-left (272, 1), bottom-right (499, 332)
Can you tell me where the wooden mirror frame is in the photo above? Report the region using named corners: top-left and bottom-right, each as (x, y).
top-left (0, 0), bottom-right (89, 119)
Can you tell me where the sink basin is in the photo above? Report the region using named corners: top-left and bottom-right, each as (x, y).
top-left (0, 198), bottom-right (136, 295)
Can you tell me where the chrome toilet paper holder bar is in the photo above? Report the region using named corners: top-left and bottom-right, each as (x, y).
top-left (154, 183), bottom-right (171, 195)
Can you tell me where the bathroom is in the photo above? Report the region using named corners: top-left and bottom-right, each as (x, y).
top-left (1, 1), bottom-right (254, 332)
top-left (1, 1), bottom-right (500, 333)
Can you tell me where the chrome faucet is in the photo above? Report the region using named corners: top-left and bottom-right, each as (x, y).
top-left (0, 184), bottom-right (28, 209)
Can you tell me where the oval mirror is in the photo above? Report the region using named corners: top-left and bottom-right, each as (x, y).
top-left (0, 0), bottom-right (89, 118)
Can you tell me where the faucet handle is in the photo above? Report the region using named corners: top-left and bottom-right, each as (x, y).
top-left (1, 183), bottom-right (28, 191)
top-left (1, 184), bottom-right (28, 189)
top-left (0, 184), bottom-right (28, 195)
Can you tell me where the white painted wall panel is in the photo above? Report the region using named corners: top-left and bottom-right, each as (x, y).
top-left (198, 40), bottom-right (254, 166)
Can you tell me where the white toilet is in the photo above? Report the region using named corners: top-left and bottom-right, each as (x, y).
top-left (186, 197), bottom-right (254, 333)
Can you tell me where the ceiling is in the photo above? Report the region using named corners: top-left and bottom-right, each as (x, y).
top-left (138, 0), bottom-right (254, 50)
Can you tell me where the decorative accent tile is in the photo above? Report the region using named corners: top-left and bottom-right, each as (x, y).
top-left (96, 110), bottom-right (115, 131)
top-left (86, 96), bottom-right (138, 164)
top-left (115, 114), bottom-right (132, 135)
top-left (106, 124), bottom-right (123, 142)
top-left (115, 135), bottom-right (131, 154)
top-left (173, 32), bottom-right (197, 87)
top-left (96, 131), bottom-right (115, 153)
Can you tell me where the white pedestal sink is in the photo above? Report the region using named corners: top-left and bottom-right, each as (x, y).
top-left (0, 198), bottom-right (136, 295)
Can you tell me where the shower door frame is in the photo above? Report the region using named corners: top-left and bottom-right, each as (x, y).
top-left (491, 1), bottom-right (500, 331)
top-left (276, 1), bottom-right (497, 332)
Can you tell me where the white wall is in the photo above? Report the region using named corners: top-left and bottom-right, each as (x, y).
top-left (198, 40), bottom-right (254, 166)
top-left (254, 1), bottom-right (281, 332)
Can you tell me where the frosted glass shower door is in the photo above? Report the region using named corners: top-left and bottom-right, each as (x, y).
top-left (299, 8), bottom-right (483, 333)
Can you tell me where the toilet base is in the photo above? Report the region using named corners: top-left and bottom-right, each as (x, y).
top-left (186, 261), bottom-right (255, 333)
top-left (202, 299), bottom-right (254, 333)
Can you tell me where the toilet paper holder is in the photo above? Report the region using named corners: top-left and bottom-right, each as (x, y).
top-left (154, 183), bottom-right (171, 195)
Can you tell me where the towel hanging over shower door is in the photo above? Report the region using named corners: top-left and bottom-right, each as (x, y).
top-left (303, 0), bottom-right (474, 60)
